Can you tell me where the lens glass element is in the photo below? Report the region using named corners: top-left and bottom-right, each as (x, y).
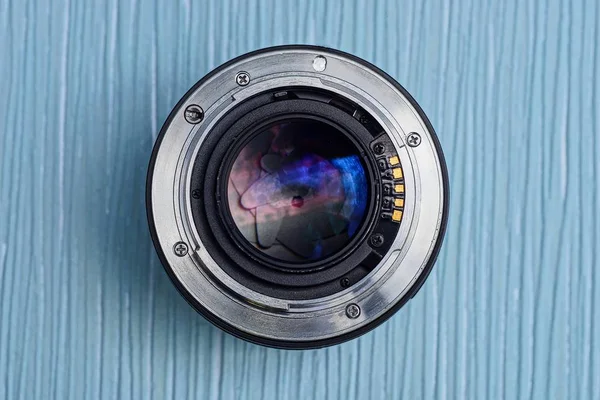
top-left (226, 119), bottom-right (368, 264)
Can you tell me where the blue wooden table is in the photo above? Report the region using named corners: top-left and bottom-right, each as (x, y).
top-left (1, 0), bottom-right (598, 398)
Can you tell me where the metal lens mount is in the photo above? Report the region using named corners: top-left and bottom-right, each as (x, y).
top-left (146, 45), bottom-right (449, 349)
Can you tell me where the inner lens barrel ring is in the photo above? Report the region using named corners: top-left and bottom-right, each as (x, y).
top-left (192, 95), bottom-right (386, 298)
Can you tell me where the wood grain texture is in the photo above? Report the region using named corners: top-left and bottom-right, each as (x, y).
top-left (1, 0), bottom-right (598, 398)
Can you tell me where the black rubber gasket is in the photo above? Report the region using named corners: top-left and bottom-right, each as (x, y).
top-left (146, 45), bottom-right (449, 349)
top-left (190, 94), bottom-right (385, 301)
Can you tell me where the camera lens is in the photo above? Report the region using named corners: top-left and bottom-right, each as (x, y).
top-left (147, 45), bottom-right (449, 348)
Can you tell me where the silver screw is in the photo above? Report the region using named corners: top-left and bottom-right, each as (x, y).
top-left (173, 241), bottom-right (189, 257)
top-left (235, 71), bottom-right (250, 86)
top-left (184, 105), bottom-right (204, 124)
top-left (312, 55), bottom-right (327, 72)
top-left (407, 132), bottom-right (421, 147)
top-left (346, 303), bottom-right (361, 319)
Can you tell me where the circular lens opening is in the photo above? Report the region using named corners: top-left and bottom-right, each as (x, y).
top-left (226, 118), bottom-right (369, 264)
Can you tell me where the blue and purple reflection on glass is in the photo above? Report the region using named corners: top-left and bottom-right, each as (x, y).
top-left (227, 121), bottom-right (368, 262)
